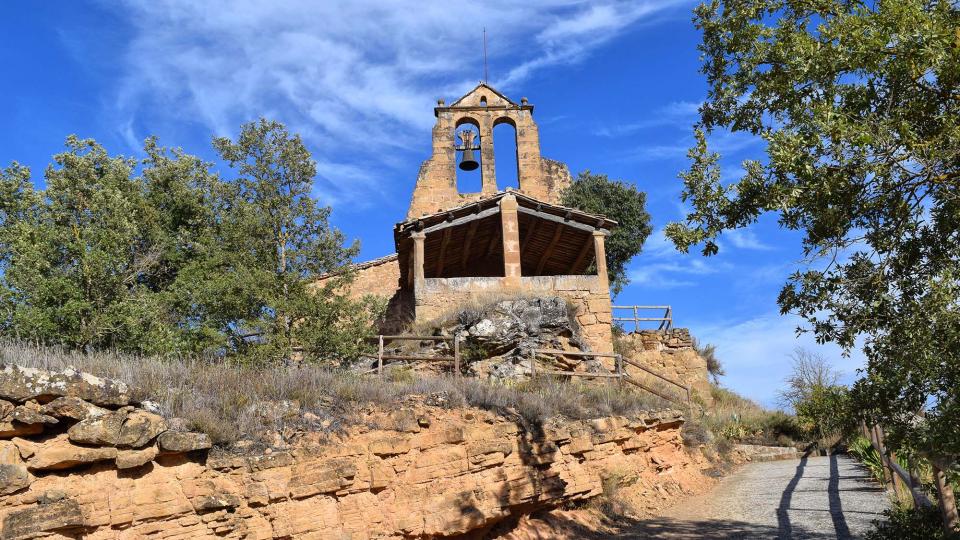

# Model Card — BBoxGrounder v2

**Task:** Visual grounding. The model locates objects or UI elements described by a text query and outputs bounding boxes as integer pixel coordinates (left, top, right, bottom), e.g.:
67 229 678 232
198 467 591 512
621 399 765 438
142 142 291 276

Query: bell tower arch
406 83 572 219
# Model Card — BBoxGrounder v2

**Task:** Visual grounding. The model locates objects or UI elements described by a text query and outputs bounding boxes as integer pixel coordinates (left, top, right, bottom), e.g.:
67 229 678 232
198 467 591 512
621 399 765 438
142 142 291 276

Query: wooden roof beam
460 220 480 270
571 234 595 274
535 222 564 275
435 228 452 277
519 217 539 258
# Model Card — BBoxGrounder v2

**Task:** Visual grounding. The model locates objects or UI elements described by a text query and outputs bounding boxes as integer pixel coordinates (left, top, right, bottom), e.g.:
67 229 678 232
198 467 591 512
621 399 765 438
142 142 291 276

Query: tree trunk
933 464 959 535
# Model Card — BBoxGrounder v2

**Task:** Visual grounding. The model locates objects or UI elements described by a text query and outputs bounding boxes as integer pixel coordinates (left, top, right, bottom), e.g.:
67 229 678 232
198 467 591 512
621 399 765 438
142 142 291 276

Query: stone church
336 83 617 353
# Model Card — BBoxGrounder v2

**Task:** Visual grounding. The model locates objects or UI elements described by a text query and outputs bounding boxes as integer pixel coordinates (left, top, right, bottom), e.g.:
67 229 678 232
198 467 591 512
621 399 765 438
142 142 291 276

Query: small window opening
480 96 488 106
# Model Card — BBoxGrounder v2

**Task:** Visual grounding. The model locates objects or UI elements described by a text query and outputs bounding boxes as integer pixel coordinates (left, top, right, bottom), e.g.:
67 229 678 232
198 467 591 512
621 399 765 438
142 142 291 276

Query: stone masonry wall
414 275 613 356
618 329 711 403
314 256 412 333
0 365 699 540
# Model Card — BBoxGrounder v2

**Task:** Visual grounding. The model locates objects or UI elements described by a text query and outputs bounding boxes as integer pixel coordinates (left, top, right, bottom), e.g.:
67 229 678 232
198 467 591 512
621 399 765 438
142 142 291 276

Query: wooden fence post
454 334 461 378
933 463 960 533
377 335 384 378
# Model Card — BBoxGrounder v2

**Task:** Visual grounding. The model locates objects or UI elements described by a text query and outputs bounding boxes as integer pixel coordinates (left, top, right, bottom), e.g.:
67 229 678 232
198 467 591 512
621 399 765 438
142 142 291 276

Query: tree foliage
665 0 960 467
0 119 380 362
778 348 850 441
561 171 653 294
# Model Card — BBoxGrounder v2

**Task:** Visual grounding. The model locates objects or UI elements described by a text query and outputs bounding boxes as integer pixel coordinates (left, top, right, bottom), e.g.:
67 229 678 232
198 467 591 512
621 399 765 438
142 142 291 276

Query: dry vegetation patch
0 342 671 447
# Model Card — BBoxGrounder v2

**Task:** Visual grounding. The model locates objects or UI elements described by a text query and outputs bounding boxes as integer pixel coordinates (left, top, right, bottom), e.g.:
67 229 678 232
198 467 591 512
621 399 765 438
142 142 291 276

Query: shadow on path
777 455 808 537
829 453 852 539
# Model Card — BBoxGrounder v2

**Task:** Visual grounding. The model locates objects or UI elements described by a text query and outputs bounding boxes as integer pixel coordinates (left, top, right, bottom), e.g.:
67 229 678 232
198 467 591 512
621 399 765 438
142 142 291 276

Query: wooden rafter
535 222 564 275
486 226 501 256
460 220 480 270
435 228 452 276
516 206 604 234
519 218 539 258
571 234 595 274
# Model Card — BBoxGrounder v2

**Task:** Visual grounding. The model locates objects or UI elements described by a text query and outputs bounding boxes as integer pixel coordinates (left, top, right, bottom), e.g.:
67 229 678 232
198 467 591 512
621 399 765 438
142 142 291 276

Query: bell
457 128 480 171
459 146 479 171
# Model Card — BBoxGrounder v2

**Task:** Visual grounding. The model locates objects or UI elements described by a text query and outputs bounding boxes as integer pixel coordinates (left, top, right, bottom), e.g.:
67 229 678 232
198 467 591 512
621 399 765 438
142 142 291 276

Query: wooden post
934 463 960 534
870 424 890 487
529 349 536 380
454 334 461 378
616 354 623 388
377 335 384 378
875 425 905 495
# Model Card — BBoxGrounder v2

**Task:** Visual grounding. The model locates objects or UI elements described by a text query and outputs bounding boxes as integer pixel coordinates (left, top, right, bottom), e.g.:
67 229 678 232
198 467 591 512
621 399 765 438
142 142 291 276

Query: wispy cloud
109 0 691 207
725 228 774 251
628 127 764 162
595 100 700 137
627 230 733 288
695 312 867 407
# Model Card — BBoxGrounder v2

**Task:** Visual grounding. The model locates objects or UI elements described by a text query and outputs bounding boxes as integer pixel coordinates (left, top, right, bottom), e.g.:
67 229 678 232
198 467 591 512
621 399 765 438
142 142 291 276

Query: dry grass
0 342 670 447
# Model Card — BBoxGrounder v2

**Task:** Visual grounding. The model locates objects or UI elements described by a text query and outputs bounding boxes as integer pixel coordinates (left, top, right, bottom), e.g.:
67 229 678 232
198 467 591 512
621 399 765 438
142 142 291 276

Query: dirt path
620 454 891 539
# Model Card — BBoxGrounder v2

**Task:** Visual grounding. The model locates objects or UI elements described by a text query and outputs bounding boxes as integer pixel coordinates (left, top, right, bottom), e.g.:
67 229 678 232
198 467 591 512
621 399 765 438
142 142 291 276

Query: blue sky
0 1 864 406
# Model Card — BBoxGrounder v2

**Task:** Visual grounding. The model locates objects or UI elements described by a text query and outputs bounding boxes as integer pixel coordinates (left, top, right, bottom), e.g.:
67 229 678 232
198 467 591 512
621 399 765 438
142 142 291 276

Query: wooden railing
371 335 461 377
612 305 673 332
529 349 692 413
860 421 934 510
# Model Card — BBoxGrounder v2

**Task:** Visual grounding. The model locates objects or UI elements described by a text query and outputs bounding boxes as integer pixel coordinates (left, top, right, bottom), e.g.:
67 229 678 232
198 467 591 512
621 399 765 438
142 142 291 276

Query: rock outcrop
617 329 713 404
374 296 611 380
0 364 703 539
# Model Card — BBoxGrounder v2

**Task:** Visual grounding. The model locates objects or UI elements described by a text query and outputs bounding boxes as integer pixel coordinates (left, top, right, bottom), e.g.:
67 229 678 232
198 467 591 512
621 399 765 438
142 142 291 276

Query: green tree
665 0 959 529
778 349 850 442
209 118 375 362
0 137 177 351
0 121 379 362
561 171 653 294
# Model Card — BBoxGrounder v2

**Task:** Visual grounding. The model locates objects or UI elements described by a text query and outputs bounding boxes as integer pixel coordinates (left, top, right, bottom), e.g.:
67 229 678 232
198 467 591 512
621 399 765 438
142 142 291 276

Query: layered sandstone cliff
0 364 701 539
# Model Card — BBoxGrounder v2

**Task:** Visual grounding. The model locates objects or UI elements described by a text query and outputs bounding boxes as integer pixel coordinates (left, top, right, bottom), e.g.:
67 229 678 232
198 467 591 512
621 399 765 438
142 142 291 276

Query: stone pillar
592 230 609 291
500 195 522 290
479 118 497 194
411 232 426 295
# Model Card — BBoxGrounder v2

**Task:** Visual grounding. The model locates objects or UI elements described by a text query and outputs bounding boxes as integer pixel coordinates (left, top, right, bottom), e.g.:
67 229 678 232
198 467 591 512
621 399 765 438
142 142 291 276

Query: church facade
335 83 617 353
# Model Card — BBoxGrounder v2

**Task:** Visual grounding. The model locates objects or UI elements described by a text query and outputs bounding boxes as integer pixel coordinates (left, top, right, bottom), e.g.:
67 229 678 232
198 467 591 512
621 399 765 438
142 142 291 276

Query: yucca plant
849 437 887 484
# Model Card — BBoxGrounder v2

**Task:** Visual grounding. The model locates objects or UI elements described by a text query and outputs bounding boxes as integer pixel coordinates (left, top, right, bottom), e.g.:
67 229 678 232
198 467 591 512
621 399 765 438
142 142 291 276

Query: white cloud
595 100 701 136
628 127 763 162
725 228 774 251
627 229 733 288
695 312 866 407
109 0 690 207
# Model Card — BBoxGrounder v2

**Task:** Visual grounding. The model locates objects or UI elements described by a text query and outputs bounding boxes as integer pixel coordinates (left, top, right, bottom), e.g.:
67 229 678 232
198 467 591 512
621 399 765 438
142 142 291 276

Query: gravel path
622 454 891 539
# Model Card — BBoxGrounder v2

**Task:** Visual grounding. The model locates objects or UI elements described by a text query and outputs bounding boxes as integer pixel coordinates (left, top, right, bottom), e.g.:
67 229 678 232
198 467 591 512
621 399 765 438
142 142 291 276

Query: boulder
0 402 55 439
11 406 58 426
157 431 212 453
116 445 159 469
41 396 108 421
28 434 118 471
0 441 21 464
0 463 31 495
1 499 85 539
68 409 166 448
0 364 130 407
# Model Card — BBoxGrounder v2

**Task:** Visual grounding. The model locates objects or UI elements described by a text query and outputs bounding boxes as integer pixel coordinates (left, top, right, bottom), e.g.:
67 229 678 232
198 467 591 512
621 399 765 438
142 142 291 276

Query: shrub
681 421 712 447
866 503 954 540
